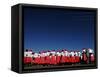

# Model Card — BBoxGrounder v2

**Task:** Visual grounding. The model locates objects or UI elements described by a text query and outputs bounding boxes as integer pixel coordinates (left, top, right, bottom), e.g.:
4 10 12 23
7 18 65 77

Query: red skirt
40 57 46 64
34 57 41 64
71 56 75 63
45 56 51 64
50 56 57 64
61 56 66 63
24 57 32 64
56 56 61 64
65 56 69 63
90 56 95 62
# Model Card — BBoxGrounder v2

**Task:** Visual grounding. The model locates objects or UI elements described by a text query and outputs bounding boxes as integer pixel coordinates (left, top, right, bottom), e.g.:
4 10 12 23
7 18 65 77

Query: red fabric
34 57 40 64
37 57 41 64
50 56 57 64
71 56 75 63
75 56 79 63
24 57 32 64
69 56 72 63
83 54 87 61
61 56 66 63
56 56 61 64
40 57 45 64
82 53 88 63
65 56 69 63
45 56 51 64
90 55 95 62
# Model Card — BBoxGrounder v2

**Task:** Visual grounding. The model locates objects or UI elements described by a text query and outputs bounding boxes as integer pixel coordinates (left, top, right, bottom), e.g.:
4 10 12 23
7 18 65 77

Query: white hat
78 52 81 56
88 48 93 53
34 53 38 57
56 52 60 55
82 49 86 53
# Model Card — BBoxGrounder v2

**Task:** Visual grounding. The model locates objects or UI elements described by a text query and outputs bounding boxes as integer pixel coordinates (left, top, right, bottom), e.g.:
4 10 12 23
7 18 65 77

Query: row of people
24 48 95 65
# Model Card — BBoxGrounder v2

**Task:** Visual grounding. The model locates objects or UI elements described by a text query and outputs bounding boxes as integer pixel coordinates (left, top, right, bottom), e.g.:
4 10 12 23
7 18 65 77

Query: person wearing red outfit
90 54 95 63
64 50 69 64
45 51 51 65
50 53 57 65
33 53 39 64
67 52 71 64
45 55 51 64
69 51 74 64
77 51 81 63
88 48 95 64
40 52 46 65
74 51 79 63
56 52 61 64
72 55 76 64
60 52 66 64
82 49 88 64
24 49 33 64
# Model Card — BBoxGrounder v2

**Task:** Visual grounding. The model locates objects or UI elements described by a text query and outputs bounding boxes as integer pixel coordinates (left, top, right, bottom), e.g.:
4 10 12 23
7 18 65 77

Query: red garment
34 57 40 64
40 57 45 64
82 53 88 63
90 55 95 62
24 57 32 64
61 56 66 63
45 56 51 64
75 56 79 63
69 56 72 63
39 57 43 64
78 57 81 63
83 54 87 61
50 56 57 64
37 57 41 64
56 56 61 64
71 56 75 63
65 56 69 63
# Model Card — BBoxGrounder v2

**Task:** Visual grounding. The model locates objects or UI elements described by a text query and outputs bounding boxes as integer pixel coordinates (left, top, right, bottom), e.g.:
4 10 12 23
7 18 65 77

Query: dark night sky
23 7 95 52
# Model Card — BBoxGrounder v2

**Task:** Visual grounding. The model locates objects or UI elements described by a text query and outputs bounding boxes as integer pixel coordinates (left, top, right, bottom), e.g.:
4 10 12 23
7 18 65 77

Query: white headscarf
88 48 93 53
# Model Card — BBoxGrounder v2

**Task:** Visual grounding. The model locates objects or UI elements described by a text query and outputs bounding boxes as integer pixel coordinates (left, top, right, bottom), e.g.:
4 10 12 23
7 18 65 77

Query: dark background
23 7 95 52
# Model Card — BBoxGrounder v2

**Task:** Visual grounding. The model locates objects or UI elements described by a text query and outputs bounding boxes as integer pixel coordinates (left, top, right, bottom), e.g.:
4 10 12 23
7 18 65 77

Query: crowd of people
24 48 95 65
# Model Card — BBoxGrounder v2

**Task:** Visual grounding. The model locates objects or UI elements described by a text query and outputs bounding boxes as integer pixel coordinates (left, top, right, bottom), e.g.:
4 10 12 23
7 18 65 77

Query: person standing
50 53 57 65
56 51 61 64
82 49 88 64
88 48 95 64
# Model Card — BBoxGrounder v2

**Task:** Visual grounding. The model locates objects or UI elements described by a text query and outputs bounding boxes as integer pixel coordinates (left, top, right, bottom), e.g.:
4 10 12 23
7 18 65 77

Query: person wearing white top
56 52 61 56
71 51 74 56
46 51 50 56
64 51 69 56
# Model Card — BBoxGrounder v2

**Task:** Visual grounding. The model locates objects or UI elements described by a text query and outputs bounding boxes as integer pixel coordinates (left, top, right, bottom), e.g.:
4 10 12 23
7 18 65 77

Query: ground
24 63 95 70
